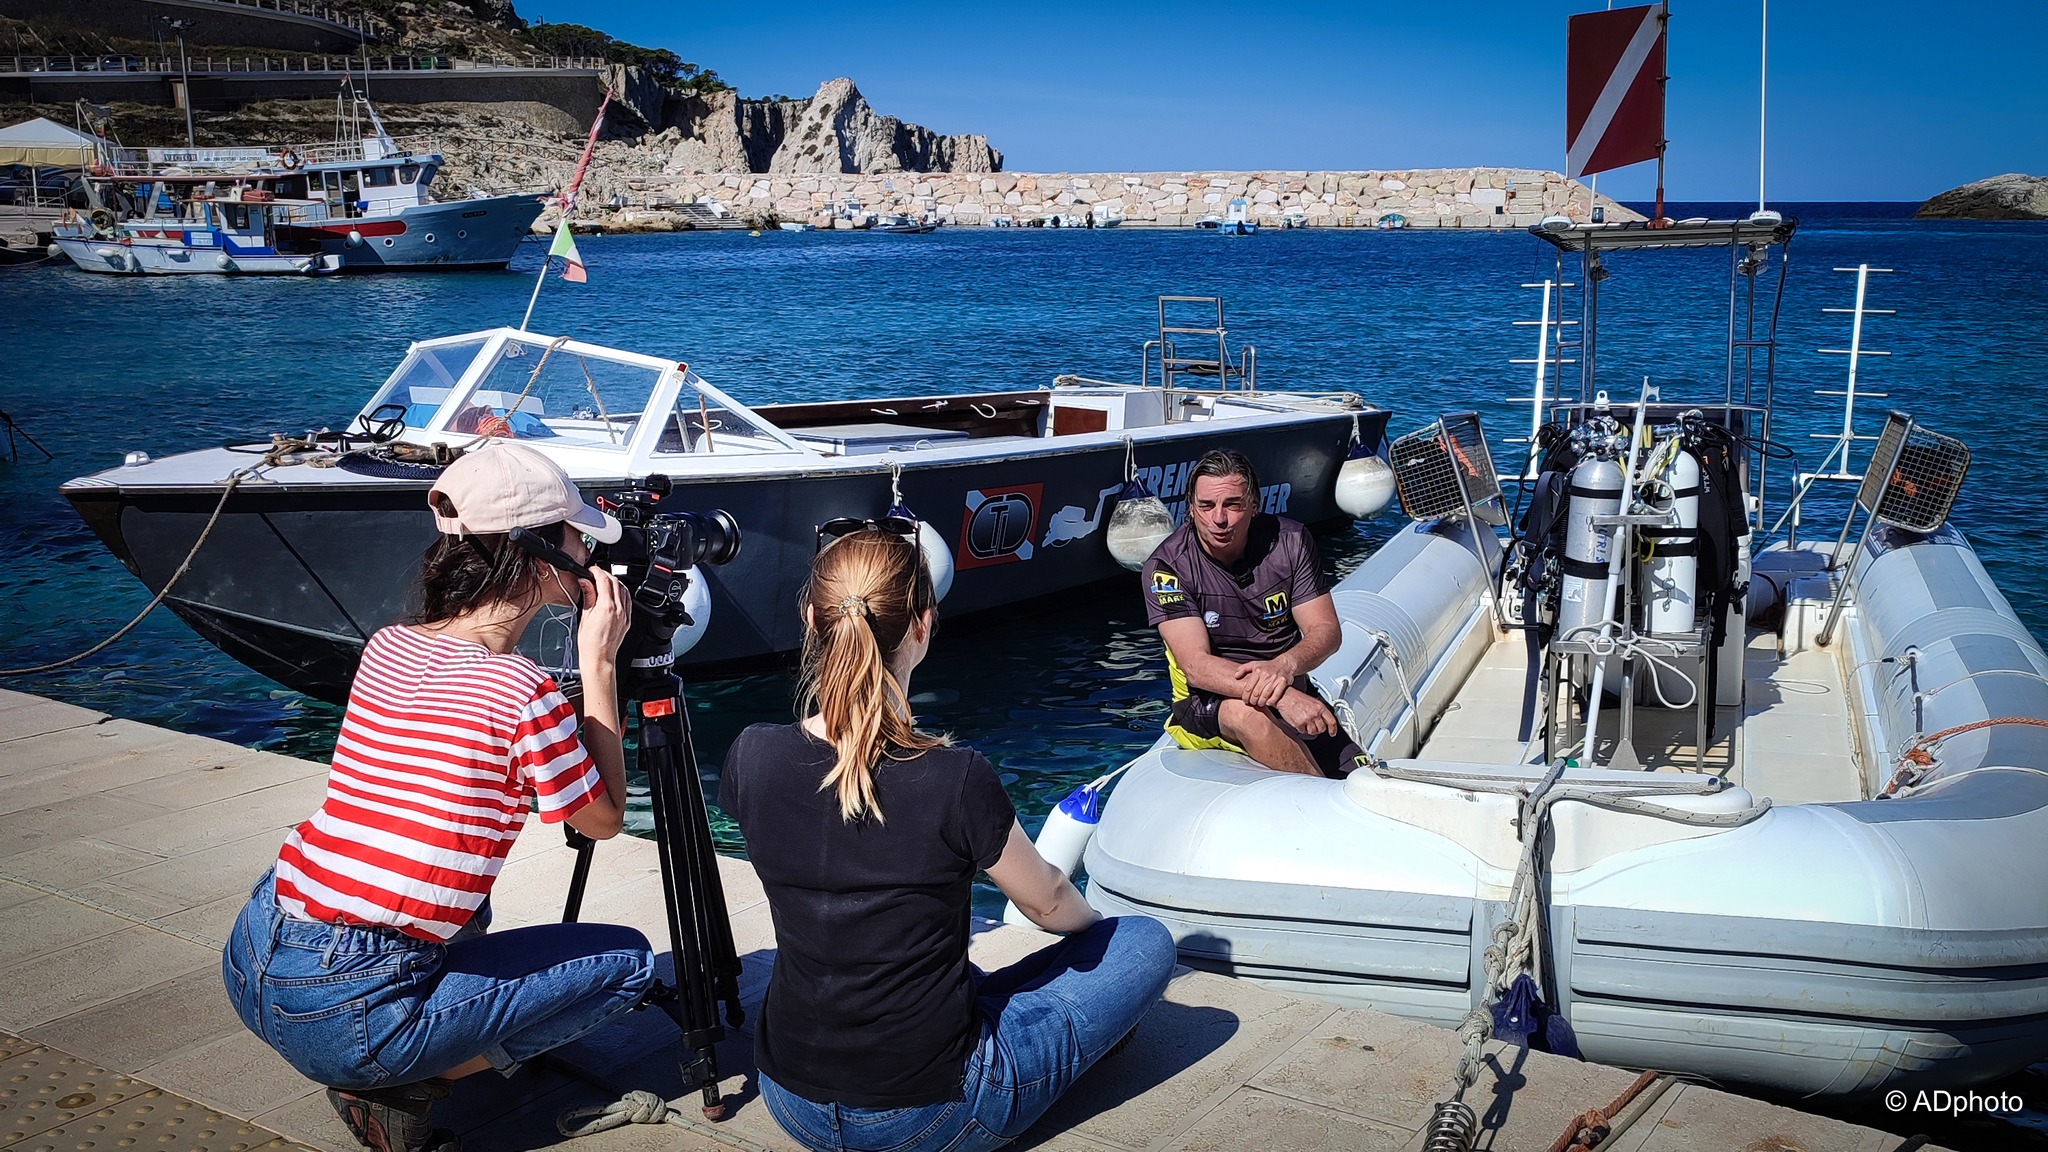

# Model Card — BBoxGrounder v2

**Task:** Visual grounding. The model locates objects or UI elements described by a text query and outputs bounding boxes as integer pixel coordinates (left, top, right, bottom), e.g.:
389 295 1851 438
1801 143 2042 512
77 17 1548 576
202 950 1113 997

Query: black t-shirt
1141 515 1330 699
717 722 1016 1108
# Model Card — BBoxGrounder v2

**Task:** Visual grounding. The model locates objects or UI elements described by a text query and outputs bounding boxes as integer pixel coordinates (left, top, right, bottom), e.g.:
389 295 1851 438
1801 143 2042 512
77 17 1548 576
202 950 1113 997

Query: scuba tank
1557 455 1624 641
1001 781 1105 927
1644 446 1701 636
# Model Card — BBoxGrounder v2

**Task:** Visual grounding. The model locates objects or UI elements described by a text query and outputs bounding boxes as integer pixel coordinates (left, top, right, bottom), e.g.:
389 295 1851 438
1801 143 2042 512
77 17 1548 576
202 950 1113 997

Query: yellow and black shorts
1165 689 1244 754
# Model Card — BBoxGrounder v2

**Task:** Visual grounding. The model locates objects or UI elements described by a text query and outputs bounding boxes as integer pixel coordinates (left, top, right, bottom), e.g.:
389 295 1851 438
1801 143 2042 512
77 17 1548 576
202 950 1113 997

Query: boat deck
0 687 1934 1152
1419 622 1871 802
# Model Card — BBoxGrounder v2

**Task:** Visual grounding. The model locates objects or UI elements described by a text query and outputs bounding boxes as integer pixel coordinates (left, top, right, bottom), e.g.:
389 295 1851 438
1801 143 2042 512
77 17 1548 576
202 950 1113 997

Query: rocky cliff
658 78 999 174
1917 173 2048 220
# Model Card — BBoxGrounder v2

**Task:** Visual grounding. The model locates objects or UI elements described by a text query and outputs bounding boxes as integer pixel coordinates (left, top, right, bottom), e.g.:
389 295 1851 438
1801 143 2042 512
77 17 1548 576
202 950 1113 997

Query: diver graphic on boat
1044 483 1127 547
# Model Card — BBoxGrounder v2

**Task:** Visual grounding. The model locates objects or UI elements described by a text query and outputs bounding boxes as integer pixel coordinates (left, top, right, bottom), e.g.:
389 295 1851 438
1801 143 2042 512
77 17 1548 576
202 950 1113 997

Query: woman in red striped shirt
222 444 653 1152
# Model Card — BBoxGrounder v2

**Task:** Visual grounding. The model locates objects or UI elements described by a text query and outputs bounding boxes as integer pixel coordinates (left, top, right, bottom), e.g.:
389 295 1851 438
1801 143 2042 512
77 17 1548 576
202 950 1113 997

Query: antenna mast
1758 0 1768 213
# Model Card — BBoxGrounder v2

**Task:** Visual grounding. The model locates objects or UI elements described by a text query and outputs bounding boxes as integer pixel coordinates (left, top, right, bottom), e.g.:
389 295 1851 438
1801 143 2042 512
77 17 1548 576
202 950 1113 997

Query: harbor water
3 203 2046 1146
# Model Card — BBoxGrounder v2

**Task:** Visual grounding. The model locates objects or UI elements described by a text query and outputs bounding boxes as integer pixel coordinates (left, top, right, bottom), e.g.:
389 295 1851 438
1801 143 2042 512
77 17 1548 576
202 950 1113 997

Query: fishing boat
51 89 542 275
1218 197 1257 236
777 221 816 232
1080 214 2048 1097
62 298 1390 704
873 212 939 234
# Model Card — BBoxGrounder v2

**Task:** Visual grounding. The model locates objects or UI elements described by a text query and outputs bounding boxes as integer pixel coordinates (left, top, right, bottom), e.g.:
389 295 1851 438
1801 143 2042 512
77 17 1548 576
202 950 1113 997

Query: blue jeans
222 869 655 1090
759 916 1177 1152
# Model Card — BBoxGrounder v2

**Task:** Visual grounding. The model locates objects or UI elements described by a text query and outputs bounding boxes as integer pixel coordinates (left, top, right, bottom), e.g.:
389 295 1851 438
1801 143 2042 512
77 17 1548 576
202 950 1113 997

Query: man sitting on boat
1141 449 1359 776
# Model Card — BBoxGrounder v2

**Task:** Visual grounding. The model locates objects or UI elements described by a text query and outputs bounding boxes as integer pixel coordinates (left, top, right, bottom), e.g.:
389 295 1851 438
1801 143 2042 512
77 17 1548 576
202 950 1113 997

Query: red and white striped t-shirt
274 626 603 941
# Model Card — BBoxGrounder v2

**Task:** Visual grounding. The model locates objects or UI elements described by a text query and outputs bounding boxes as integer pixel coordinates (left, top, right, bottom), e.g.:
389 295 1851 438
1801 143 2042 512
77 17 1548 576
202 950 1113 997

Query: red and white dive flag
1566 3 1667 179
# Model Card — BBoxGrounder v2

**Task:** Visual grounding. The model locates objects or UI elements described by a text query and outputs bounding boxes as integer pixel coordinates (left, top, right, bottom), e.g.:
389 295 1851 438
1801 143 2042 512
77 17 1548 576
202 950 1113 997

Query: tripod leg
635 684 740 1119
561 827 596 923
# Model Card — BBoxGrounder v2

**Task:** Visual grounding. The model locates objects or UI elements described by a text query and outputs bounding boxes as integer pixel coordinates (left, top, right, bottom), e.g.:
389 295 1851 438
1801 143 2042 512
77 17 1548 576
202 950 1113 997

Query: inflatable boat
1082 218 2048 1096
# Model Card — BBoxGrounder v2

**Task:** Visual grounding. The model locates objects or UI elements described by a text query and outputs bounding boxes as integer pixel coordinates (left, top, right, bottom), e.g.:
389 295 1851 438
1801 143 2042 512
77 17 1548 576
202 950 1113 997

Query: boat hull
65 408 1377 704
54 235 341 275
281 194 546 270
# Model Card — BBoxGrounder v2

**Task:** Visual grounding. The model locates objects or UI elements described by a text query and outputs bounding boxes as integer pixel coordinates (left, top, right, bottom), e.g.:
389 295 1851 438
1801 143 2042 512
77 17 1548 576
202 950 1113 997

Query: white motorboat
1083 216 2048 1097
64 298 1389 703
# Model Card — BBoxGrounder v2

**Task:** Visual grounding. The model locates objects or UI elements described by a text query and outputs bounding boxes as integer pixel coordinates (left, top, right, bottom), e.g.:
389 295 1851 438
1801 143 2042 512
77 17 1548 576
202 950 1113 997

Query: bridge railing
0 54 606 75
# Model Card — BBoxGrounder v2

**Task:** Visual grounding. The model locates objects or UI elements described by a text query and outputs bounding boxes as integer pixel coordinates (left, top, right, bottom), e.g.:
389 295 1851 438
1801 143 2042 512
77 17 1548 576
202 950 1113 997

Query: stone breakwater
578 167 1638 231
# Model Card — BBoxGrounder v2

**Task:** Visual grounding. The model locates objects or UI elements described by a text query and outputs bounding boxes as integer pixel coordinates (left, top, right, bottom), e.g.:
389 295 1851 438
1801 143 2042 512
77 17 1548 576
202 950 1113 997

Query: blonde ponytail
797 529 944 821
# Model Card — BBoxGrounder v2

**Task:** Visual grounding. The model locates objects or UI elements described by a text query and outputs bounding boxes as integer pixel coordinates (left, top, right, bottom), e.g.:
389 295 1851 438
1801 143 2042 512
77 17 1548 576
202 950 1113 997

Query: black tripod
550 494 746 1119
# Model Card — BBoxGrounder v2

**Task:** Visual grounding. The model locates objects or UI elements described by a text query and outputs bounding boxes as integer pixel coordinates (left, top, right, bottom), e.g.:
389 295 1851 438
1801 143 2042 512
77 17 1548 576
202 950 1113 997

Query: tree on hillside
524 20 728 92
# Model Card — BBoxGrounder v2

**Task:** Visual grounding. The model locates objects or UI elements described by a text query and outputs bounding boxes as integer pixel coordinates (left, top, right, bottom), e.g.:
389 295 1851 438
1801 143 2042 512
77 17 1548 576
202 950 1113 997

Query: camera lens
679 509 742 567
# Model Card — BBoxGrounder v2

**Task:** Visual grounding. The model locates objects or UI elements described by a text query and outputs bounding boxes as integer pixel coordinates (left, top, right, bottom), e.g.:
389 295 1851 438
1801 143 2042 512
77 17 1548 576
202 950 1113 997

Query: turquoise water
5 204 2047 1146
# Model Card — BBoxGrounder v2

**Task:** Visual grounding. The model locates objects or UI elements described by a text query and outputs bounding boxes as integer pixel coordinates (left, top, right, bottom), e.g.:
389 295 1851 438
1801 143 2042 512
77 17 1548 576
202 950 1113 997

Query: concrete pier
0 687 1943 1152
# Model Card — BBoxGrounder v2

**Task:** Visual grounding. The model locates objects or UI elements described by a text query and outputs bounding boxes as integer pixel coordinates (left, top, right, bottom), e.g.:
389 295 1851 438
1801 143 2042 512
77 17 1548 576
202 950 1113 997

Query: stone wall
600 167 1637 230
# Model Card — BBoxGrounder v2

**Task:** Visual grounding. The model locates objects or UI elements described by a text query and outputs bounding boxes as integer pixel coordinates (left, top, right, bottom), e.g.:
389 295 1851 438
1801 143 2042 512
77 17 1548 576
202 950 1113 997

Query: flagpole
516 84 614 331
520 252 552 331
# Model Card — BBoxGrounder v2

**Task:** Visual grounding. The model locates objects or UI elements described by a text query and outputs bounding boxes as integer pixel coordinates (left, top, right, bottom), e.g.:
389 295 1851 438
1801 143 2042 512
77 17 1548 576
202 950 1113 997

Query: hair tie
838 594 869 619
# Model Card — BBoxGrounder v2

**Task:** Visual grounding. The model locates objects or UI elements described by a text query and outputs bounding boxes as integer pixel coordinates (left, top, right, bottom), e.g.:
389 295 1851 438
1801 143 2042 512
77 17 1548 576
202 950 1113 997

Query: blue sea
3 200 2046 1144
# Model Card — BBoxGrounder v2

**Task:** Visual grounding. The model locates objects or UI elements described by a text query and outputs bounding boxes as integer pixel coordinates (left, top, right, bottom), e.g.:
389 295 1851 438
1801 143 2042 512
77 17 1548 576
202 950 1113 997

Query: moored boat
1082 216 2048 1097
51 89 541 275
63 300 1389 703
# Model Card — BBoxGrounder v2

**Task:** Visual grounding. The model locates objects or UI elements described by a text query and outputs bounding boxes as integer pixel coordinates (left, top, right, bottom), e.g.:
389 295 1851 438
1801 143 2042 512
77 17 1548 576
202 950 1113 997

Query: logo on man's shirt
1152 569 1185 606
1261 591 1290 622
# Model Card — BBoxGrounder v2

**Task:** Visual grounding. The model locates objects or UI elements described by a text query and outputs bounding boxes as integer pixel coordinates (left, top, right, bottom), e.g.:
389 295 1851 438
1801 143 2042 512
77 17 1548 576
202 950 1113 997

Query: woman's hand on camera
577 568 632 665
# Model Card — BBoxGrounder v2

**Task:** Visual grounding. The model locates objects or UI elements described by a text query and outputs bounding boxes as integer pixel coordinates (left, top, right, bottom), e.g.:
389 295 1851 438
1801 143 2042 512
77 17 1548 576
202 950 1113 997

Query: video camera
591 475 741 681
511 474 741 680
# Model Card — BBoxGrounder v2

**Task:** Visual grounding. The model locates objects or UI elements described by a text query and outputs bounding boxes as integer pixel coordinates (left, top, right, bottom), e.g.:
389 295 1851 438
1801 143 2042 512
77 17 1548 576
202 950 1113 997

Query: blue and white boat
53 91 542 276
1218 197 1257 235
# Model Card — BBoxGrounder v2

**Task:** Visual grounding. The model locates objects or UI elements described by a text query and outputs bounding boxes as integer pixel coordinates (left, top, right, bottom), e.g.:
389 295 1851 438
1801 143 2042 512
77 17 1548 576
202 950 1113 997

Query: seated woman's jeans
221 868 655 1090
760 916 1178 1152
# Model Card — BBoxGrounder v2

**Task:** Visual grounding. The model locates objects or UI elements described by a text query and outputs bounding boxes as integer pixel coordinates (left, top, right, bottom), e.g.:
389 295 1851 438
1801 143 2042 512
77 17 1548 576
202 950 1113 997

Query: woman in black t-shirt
720 525 1177 1152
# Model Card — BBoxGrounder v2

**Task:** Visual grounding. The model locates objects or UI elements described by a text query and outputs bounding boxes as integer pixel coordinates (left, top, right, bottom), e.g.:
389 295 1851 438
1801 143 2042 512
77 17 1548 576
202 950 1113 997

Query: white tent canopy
0 118 102 168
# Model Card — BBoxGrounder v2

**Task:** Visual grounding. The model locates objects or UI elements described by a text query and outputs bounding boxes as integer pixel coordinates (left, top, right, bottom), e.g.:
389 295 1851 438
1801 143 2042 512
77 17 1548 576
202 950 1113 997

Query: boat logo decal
1043 483 1126 548
1261 591 1290 623
959 485 1042 569
1151 570 1185 606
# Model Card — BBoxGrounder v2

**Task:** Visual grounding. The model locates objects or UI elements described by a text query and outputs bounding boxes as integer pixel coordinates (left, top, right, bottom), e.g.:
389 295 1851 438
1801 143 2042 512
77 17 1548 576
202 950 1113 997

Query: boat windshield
359 337 492 427
652 370 807 456
440 337 667 449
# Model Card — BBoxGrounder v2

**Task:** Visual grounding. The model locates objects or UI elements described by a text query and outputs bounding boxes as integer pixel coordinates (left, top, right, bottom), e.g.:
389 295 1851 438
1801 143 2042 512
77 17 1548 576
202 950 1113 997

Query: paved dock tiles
0 688 1950 1151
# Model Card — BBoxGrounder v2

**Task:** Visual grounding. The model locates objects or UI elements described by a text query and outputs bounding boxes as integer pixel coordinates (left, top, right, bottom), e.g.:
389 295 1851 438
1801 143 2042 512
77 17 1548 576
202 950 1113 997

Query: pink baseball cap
427 442 622 543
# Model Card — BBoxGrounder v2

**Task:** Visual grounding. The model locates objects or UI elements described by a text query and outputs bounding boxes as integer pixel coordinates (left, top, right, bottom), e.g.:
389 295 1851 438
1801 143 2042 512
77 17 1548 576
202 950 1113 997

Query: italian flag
548 219 587 283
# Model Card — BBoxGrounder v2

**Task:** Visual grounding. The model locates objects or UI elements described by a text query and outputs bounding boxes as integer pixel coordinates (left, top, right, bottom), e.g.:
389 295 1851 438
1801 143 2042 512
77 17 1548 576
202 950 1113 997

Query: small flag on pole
548 219 587 283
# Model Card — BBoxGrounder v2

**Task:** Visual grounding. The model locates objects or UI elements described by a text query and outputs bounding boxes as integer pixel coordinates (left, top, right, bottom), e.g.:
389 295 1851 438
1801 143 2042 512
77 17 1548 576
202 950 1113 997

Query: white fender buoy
1106 480 1174 571
668 565 714 657
346 230 364 247
1334 450 1396 519
1001 782 1103 927
216 253 235 270
891 503 954 602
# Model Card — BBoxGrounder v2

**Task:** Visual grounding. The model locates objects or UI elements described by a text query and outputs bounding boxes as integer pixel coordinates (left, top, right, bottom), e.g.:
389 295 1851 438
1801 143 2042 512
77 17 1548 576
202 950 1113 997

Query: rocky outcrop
1917 174 2048 220
661 78 999 175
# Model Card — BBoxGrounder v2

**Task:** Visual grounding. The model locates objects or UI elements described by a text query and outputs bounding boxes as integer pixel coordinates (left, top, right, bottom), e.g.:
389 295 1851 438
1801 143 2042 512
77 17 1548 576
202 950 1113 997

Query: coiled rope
1884 716 2048 796
1 435 333 678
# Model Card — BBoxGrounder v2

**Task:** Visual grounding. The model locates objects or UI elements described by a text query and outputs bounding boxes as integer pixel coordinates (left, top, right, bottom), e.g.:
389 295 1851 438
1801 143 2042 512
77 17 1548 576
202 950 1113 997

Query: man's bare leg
1218 699 1320 775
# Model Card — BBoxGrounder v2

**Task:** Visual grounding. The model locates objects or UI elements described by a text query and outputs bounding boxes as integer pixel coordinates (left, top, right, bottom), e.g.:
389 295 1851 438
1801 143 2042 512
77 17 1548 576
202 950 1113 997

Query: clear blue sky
524 1 2045 201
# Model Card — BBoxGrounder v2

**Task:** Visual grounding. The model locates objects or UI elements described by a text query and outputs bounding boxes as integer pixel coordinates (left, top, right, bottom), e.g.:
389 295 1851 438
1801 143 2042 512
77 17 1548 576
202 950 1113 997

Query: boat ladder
1503 278 1581 482
1144 295 1257 392
1767 264 1896 546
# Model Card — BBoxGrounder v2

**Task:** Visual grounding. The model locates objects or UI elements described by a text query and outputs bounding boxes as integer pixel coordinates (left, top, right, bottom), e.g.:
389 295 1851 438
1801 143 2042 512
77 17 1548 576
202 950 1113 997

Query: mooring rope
0 436 325 678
